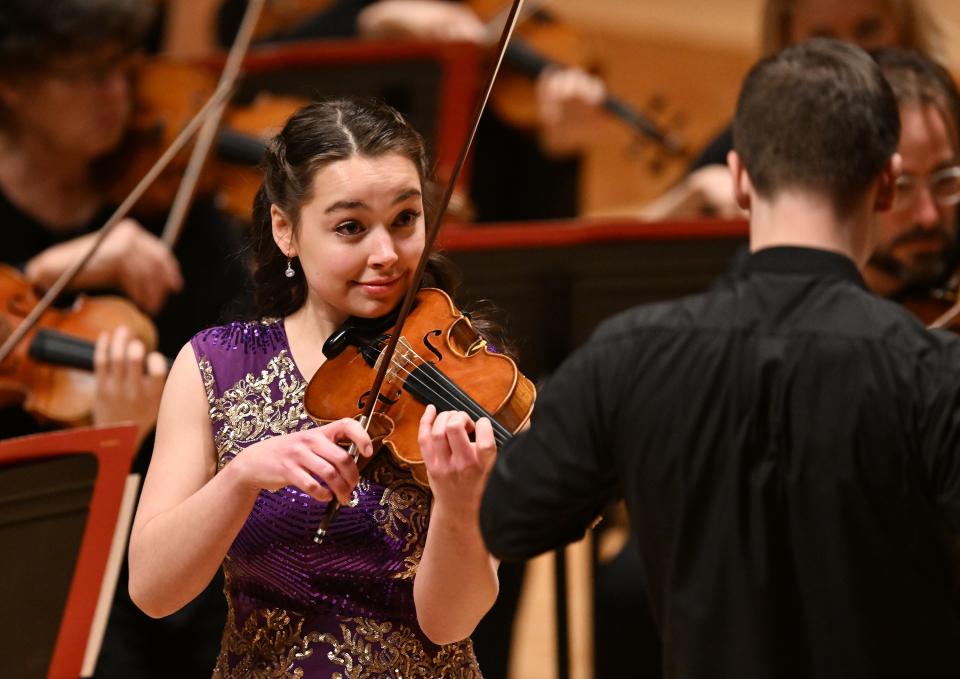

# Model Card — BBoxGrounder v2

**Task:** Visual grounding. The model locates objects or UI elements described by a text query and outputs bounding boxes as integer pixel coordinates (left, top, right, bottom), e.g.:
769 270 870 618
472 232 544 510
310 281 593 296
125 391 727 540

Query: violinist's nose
368 227 399 269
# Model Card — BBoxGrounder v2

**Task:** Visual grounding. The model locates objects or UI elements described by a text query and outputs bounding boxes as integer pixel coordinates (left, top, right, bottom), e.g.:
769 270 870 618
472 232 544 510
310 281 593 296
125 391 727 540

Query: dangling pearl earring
285 257 295 278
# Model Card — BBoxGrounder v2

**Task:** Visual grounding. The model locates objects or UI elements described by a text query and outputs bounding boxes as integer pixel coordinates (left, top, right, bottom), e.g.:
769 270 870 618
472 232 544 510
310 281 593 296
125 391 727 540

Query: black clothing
481 246 960 678
217 0 376 45
471 112 580 222
690 123 733 171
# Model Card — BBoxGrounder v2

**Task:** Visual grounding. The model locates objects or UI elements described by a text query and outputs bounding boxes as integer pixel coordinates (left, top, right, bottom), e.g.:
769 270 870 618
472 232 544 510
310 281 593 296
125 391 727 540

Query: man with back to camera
479 39 960 678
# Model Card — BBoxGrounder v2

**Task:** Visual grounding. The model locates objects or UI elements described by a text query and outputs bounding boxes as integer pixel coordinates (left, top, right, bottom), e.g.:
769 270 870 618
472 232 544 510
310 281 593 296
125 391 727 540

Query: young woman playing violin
129 98 509 677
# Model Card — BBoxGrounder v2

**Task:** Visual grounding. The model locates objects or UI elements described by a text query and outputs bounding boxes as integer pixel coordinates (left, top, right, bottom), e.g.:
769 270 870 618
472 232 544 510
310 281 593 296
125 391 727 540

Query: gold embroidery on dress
369 458 431 579
214 590 481 679
318 617 482 679
214 582 325 679
203 344 478 677
199 350 311 469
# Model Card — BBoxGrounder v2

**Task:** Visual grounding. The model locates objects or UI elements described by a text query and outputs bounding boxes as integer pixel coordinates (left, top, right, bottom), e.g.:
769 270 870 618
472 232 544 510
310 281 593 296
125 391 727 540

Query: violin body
304 288 535 486
0 264 157 425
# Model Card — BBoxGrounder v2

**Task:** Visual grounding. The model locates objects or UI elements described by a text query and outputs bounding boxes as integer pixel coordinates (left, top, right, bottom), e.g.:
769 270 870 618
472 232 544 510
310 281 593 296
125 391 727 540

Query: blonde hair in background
760 0 945 60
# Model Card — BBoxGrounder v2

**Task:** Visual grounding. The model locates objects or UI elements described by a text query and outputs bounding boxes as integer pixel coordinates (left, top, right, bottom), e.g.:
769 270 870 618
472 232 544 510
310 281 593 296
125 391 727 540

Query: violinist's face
870 104 959 293
789 0 901 51
0 46 135 158
273 152 426 326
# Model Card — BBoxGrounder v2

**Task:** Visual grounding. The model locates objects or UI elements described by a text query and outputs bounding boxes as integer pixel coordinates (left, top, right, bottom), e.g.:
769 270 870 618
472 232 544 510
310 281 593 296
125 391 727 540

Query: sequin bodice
190 320 481 678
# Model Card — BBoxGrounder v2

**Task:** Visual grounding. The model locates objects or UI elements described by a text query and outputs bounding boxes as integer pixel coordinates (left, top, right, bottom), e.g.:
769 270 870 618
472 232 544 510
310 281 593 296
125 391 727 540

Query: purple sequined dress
190 320 482 678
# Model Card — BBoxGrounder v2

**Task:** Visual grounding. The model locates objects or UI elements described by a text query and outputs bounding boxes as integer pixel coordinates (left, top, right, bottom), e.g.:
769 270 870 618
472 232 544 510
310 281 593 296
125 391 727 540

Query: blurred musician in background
0 1 249 676
865 47 960 303
0 1 170 442
635 0 945 221
217 0 607 222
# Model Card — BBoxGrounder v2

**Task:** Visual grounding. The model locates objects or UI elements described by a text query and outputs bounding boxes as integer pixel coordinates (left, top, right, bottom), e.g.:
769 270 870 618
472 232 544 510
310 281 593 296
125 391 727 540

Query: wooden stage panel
439 218 748 378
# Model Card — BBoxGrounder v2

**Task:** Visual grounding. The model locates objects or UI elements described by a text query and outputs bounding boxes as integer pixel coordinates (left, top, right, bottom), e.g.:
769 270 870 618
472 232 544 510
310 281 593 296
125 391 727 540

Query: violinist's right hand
24 218 183 315
227 419 375 505
92 325 168 448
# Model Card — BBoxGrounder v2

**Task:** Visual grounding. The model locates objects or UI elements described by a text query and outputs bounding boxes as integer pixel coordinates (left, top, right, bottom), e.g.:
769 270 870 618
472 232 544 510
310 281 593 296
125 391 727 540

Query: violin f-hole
422 329 443 362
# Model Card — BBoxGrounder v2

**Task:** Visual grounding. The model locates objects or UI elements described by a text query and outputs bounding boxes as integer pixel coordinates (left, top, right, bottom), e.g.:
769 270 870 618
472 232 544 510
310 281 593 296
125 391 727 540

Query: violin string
363 337 513 445
368 337 492 419
360 336 511 444
370 340 493 426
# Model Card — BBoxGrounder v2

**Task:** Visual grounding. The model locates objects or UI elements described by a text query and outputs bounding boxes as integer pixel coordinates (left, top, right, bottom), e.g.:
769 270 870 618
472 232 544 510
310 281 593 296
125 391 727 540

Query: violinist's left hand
535 65 606 158
418 405 496 513
414 404 499 644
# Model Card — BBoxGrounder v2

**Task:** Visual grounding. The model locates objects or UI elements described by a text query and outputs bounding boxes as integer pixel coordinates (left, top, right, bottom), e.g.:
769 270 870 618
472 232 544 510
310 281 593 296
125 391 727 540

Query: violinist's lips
355 276 402 296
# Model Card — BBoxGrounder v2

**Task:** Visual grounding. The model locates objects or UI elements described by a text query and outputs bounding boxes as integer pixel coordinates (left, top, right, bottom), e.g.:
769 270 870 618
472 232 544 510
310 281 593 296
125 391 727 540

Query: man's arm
480 339 623 561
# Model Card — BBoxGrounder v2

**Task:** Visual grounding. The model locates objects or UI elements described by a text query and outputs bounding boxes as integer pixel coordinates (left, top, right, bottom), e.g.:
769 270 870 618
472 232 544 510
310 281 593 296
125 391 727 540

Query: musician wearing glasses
863 48 960 302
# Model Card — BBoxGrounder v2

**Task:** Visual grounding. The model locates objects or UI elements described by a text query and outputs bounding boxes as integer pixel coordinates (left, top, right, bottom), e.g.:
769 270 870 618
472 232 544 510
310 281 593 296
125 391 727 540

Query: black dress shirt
481 246 960 678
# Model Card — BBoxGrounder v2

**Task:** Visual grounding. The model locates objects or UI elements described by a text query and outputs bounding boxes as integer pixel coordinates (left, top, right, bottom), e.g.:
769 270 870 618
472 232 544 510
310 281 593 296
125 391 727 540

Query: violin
0 264 158 426
304 288 535 486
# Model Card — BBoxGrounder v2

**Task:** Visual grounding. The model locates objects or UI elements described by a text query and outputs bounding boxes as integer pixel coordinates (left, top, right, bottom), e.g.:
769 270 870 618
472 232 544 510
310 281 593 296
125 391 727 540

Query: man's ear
874 152 902 212
727 150 752 211
270 204 297 257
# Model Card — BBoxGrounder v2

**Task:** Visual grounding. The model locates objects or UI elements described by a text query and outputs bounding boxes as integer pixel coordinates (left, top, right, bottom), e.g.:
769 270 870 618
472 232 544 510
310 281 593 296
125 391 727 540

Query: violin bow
0 0 267 366
313 0 529 543
160 0 266 247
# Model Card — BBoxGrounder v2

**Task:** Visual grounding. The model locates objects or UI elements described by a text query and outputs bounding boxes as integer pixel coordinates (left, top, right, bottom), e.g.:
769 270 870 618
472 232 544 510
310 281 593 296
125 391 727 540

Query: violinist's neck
0 133 101 231
284 303 345 381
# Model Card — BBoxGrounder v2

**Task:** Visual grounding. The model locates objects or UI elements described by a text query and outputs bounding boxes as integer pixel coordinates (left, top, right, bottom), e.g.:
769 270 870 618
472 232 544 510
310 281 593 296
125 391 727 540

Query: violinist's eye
334 220 364 236
393 209 421 228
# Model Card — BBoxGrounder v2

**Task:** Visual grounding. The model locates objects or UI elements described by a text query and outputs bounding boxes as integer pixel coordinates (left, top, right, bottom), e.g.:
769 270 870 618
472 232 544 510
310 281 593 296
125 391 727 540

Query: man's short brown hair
734 38 900 216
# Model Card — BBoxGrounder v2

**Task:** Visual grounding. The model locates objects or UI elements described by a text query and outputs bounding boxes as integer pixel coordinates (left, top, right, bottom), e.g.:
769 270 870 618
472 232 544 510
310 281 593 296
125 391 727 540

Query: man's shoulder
590 287 737 344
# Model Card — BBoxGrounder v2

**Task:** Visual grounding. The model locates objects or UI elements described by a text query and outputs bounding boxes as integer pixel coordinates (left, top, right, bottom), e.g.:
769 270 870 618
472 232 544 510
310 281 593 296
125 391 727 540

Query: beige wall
553 0 960 66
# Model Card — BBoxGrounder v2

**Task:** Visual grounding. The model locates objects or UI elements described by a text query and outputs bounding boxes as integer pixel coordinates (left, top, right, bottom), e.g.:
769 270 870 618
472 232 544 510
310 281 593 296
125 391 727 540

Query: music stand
0 425 139 679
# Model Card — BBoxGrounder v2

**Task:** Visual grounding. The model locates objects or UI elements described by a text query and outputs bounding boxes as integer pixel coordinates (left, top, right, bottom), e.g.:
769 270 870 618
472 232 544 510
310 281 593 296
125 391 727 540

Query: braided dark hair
247 96 516 357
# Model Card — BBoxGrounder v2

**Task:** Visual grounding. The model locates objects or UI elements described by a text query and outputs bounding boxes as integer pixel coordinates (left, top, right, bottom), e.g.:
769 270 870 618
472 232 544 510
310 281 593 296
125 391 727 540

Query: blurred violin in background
0 264 159 426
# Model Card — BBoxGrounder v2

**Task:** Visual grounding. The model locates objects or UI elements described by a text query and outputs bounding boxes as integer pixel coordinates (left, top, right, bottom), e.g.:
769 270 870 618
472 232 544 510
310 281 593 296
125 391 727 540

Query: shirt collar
742 246 866 289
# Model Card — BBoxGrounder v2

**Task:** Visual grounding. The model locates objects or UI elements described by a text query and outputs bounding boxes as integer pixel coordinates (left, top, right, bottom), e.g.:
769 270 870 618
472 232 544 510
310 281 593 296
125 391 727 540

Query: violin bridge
375 336 416 385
